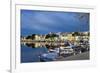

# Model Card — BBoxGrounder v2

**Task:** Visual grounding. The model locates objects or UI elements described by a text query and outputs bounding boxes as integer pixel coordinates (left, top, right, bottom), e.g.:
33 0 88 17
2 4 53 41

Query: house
35 35 41 41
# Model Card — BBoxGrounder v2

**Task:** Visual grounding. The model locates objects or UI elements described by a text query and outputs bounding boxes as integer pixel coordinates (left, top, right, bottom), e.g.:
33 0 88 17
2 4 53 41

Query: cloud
21 10 89 35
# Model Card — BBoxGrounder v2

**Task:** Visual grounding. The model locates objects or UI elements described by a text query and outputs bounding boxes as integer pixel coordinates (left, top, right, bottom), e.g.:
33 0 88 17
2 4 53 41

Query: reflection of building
35 43 41 48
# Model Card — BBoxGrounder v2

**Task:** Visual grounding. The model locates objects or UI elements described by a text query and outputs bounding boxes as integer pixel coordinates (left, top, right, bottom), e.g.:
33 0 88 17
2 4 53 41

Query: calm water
21 44 49 63
21 42 89 63
21 42 70 63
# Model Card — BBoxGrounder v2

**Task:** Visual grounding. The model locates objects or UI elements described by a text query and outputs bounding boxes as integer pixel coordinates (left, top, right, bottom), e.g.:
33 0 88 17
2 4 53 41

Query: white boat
60 46 74 54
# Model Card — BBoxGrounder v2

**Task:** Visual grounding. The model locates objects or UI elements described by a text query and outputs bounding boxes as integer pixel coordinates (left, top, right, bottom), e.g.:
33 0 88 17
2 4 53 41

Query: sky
21 9 89 36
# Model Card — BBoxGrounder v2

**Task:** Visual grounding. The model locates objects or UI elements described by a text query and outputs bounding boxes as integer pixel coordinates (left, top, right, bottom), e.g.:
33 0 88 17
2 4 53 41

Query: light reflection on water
21 42 89 63
21 44 48 63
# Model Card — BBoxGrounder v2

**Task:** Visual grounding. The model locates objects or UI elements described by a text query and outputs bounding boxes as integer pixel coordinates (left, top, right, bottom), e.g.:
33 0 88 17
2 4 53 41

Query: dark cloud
21 10 89 36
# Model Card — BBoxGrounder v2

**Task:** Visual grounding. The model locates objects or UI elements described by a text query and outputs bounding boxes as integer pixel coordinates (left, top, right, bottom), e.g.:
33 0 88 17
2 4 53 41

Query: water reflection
21 41 89 62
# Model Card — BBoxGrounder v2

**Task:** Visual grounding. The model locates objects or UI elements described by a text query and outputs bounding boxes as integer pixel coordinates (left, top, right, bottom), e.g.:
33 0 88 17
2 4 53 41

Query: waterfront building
35 35 41 41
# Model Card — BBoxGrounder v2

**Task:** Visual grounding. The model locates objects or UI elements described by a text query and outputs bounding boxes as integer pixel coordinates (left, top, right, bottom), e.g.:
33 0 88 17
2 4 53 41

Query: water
21 42 89 63
21 44 48 63
21 42 69 63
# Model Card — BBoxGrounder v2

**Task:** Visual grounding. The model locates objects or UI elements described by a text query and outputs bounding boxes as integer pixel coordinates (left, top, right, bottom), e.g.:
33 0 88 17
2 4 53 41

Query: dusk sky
21 10 89 36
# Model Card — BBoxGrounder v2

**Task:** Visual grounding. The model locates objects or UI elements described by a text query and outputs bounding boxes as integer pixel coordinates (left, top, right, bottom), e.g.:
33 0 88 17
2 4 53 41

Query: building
35 35 41 41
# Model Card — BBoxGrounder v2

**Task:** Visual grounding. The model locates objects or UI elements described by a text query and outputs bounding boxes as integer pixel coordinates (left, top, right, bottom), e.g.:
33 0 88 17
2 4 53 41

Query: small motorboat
39 51 58 62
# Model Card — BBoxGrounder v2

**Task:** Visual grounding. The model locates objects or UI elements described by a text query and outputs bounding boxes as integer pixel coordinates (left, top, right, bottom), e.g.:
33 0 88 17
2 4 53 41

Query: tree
45 34 58 39
31 34 36 40
72 32 80 36
45 33 59 41
26 35 31 39
45 34 51 39
52 34 59 37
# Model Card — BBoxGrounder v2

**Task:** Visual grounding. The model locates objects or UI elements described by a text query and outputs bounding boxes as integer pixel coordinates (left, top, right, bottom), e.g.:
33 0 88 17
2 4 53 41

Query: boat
60 46 74 55
39 51 58 62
